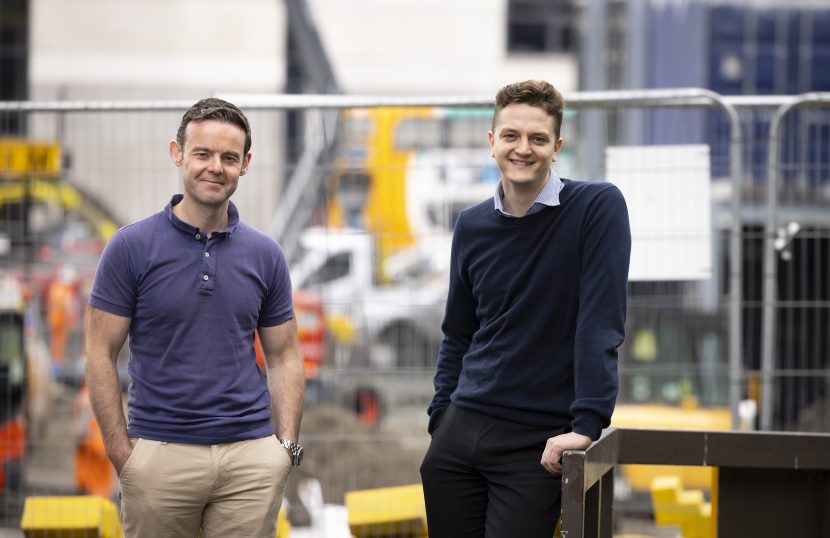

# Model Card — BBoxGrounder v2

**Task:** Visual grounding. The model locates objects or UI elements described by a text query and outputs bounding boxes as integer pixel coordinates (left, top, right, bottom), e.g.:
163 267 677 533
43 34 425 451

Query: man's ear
488 131 495 157
552 137 564 163
169 140 183 167
240 152 253 176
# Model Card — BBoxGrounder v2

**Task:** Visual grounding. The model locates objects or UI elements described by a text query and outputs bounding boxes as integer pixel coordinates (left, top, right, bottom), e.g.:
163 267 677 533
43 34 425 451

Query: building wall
30 0 286 98
27 0 287 231
307 0 578 95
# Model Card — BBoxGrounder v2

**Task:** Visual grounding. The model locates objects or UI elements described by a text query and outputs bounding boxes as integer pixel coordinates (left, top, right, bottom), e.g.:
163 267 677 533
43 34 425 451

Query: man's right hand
111 438 135 476
540 431 592 475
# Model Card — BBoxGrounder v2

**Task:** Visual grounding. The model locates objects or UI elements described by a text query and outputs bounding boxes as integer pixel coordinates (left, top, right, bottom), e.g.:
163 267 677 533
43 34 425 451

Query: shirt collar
164 194 240 237
493 170 564 217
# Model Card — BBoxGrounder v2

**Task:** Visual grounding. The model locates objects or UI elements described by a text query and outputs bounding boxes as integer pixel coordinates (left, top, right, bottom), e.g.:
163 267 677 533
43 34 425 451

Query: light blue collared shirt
494 170 564 217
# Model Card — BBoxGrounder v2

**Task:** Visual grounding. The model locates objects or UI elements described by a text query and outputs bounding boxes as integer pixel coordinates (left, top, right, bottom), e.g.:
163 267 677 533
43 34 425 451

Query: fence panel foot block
21 496 123 538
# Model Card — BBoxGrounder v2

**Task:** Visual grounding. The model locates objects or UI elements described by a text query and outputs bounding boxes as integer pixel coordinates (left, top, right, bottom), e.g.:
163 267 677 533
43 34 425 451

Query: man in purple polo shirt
85 98 305 538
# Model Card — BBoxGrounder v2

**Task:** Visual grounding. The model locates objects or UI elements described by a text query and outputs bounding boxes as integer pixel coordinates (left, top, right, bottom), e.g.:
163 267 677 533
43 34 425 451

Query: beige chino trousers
118 435 292 538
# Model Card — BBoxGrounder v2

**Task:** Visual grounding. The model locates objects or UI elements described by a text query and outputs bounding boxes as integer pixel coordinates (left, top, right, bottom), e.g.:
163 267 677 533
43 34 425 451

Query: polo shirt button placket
199 269 214 295
199 238 218 295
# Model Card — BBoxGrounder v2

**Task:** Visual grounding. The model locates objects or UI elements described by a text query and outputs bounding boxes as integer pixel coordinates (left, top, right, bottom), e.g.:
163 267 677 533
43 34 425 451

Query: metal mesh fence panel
0 91 827 533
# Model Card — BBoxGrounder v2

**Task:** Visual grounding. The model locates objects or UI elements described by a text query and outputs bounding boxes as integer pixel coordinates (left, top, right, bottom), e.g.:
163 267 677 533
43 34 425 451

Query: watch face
295 447 304 466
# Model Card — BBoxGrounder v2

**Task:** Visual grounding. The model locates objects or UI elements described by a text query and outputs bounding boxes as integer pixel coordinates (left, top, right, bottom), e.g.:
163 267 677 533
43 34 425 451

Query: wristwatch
277 438 304 466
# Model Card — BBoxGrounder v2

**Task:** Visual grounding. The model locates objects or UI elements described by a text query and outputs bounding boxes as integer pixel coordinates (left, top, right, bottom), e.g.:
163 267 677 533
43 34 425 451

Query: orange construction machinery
0 271 31 495
255 290 326 381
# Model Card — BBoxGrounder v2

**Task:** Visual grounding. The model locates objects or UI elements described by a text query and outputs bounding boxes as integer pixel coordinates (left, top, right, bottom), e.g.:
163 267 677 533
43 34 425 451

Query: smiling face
488 103 563 191
169 119 251 211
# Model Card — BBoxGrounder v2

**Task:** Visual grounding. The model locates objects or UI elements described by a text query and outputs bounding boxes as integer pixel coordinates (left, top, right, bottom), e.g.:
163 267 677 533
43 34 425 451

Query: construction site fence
0 90 828 529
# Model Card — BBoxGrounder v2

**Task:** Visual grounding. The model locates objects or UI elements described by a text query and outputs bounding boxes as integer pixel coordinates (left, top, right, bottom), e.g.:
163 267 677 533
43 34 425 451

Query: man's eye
502 133 517 140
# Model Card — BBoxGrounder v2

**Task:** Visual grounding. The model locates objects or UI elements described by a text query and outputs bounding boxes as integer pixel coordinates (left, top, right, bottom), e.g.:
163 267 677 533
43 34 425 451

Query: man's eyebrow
188 146 242 158
499 128 549 137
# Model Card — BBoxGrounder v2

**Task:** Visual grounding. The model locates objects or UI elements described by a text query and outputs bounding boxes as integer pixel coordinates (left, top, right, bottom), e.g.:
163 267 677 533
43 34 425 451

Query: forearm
571 185 631 439
267 352 305 441
428 310 476 434
84 306 132 470
86 353 129 458
260 319 306 441
430 314 475 409
430 339 464 412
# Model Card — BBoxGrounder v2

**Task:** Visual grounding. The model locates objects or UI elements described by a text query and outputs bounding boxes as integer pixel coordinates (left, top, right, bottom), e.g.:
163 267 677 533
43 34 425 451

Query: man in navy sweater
420 80 631 537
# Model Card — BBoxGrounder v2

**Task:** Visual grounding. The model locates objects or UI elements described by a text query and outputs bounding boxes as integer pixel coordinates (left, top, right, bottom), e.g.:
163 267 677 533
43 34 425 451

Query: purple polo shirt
89 195 294 444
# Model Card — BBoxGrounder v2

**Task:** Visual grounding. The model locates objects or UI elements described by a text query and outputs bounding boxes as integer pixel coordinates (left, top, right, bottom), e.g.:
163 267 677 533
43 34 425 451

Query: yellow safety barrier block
651 476 712 538
21 496 123 538
345 483 428 537
22 495 289 538
276 504 290 538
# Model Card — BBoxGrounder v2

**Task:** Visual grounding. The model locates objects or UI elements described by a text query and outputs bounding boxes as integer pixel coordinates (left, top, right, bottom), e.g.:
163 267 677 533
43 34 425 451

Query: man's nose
208 154 223 172
515 137 532 154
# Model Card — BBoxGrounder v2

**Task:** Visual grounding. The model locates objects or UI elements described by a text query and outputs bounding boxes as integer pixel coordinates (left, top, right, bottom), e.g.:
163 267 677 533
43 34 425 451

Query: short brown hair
492 80 565 138
176 97 252 154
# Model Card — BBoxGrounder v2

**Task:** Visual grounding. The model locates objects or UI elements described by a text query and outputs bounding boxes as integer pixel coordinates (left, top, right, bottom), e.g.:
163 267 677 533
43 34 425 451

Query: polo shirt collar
164 194 240 237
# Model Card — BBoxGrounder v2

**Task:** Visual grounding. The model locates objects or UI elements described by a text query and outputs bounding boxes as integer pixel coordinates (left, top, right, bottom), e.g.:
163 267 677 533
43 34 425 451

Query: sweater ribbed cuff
571 412 604 441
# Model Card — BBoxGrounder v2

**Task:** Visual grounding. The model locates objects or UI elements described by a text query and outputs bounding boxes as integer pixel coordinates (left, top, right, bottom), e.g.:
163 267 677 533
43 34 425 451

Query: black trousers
420 404 563 538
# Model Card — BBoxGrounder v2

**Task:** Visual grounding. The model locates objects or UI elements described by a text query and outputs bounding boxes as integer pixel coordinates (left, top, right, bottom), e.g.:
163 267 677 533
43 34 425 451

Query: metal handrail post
724 95 745 431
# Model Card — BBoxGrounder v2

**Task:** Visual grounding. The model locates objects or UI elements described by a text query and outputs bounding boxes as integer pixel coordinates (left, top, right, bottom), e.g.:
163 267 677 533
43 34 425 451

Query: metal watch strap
277 438 303 466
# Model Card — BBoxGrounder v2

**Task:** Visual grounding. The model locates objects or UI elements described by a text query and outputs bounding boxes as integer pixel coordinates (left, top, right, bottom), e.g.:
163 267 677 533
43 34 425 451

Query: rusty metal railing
561 427 830 537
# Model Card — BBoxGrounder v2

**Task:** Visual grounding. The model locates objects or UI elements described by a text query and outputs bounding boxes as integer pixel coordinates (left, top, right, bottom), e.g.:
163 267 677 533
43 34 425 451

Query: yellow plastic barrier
21 496 123 538
276 505 291 538
345 483 428 537
344 485 566 538
651 475 712 538
22 496 289 538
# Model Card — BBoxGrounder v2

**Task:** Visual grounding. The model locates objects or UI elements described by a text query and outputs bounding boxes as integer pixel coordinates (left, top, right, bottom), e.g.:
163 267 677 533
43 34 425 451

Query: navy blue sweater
428 179 631 440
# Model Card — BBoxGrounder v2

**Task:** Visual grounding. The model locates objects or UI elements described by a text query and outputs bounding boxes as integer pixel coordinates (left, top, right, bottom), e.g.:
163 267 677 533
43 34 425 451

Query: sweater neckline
490 179 570 225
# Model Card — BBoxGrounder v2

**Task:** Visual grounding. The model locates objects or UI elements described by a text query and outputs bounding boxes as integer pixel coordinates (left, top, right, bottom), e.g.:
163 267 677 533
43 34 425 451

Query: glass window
507 0 577 54
397 113 493 150
447 116 493 147
621 313 729 407
306 252 351 286
336 117 372 160
0 315 24 386
0 0 29 134
394 119 443 150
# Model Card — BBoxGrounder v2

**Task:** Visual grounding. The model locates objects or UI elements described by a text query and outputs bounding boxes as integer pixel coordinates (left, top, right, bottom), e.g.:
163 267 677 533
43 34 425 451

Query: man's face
488 103 563 189
169 119 251 209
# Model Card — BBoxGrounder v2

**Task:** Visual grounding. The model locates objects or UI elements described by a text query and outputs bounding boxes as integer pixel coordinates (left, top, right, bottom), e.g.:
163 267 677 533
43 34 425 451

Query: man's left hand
540 431 592 475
